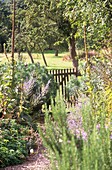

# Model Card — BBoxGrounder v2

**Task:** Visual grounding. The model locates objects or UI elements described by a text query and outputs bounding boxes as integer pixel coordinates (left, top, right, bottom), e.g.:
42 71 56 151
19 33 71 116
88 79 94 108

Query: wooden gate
48 68 77 106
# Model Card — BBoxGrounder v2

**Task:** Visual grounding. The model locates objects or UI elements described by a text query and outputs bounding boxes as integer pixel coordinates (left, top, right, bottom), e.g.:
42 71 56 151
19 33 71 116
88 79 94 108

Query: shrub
0 119 35 168
66 75 88 100
39 97 112 170
0 62 57 121
67 54 112 119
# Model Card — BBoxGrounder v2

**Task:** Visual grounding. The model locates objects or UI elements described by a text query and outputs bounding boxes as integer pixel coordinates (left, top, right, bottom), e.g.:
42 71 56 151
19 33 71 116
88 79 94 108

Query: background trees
0 0 111 64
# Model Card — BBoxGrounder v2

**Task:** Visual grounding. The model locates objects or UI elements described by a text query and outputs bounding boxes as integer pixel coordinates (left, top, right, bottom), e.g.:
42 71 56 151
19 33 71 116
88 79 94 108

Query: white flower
10 149 14 152
30 149 34 154
15 88 18 93
59 138 63 143
3 111 6 115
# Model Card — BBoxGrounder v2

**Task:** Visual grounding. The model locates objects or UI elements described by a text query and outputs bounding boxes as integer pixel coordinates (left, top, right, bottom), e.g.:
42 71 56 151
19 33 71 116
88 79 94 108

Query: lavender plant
39 96 112 170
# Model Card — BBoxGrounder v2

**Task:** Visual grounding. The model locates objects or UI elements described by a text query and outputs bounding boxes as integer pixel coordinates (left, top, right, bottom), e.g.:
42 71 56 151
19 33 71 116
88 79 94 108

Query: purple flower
75 129 81 138
67 113 88 141
96 124 100 131
23 79 35 91
81 130 88 141
110 134 112 140
23 78 37 96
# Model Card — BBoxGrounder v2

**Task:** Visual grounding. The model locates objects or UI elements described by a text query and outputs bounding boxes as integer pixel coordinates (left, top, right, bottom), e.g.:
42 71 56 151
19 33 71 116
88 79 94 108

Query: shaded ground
0 145 50 170
2 154 50 170
0 130 50 170
1 155 50 170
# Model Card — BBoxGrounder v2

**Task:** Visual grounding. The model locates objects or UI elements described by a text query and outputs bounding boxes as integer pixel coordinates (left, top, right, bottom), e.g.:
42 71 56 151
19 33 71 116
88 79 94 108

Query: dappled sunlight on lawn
0 52 73 69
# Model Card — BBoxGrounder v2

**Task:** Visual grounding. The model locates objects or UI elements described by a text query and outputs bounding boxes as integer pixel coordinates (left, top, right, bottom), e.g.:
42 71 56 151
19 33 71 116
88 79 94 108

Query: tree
42 0 79 73
18 0 78 67
0 0 11 52
65 0 112 50
15 0 48 65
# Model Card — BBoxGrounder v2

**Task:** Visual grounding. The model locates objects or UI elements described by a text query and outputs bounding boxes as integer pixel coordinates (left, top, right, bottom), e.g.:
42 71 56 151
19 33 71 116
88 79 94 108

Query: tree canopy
0 0 111 64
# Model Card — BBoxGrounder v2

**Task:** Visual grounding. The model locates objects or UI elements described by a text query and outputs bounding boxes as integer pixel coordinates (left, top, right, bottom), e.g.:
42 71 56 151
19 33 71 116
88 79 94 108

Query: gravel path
0 131 50 170
0 148 50 170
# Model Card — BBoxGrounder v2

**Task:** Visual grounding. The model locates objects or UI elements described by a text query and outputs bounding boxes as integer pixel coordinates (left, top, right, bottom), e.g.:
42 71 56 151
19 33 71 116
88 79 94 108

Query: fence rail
48 68 77 107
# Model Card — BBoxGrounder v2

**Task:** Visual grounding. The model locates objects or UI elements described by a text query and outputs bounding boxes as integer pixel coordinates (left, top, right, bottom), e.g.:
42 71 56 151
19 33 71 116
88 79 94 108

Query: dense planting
40 54 112 170
0 62 57 167
0 119 36 167
40 96 112 170
0 62 57 119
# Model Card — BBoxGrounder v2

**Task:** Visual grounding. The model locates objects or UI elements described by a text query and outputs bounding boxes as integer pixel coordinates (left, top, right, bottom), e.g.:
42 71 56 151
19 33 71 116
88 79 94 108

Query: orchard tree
13 0 35 63
15 0 49 65
23 0 69 64
21 0 88 72
64 0 112 72
42 0 92 74
65 0 112 50
17 0 74 66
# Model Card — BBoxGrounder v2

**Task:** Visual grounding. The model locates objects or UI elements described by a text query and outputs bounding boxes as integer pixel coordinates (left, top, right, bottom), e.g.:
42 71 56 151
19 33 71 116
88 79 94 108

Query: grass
0 50 73 69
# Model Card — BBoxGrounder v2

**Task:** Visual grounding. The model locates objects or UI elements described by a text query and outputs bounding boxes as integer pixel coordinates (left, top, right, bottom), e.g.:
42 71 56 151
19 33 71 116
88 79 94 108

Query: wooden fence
48 68 77 107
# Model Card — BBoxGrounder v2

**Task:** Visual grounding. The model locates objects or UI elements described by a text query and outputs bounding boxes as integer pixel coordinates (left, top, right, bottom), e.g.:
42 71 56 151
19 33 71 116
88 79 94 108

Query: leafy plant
0 62 57 122
67 53 112 119
0 119 36 168
66 75 88 101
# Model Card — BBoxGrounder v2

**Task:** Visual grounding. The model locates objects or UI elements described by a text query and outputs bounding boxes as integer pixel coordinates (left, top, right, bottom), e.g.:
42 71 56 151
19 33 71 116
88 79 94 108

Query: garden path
1 147 50 170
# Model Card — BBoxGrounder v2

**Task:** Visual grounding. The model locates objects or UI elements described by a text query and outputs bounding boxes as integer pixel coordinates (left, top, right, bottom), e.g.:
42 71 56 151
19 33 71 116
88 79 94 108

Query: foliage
66 75 88 100
39 97 69 157
39 50 112 169
0 1 111 169
39 97 112 170
90 54 112 119
0 119 34 168
0 0 111 54
65 0 112 50
14 0 64 57
0 0 11 52
0 62 57 122
67 52 112 117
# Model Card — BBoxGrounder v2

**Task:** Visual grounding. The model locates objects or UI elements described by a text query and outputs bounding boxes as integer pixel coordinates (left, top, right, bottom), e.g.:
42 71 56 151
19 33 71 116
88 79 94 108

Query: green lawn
0 51 73 69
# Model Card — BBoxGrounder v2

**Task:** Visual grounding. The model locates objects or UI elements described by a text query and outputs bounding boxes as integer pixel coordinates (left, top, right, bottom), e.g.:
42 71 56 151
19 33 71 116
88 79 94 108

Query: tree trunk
18 50 22 61
1 42 4 53
55 49 58 56
69 35 78 76
17 17 21 60
12 0 15 67
38 44 48 67
3 43 9 62
84 26 88 65
41 51 48 67
26 48 34 63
